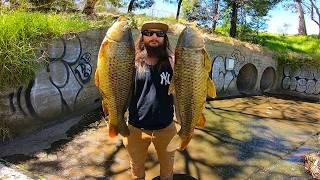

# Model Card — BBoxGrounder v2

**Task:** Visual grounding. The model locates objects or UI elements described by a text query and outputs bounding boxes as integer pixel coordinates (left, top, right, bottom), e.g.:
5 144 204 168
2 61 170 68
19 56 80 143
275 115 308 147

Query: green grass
0 10 184 90
0 10 114 90
258 33 320 66
258 33 320 55
215 26 320 66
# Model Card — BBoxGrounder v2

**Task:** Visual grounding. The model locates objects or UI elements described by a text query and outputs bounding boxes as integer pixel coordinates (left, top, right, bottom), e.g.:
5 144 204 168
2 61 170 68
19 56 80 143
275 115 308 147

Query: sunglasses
142 30 166 37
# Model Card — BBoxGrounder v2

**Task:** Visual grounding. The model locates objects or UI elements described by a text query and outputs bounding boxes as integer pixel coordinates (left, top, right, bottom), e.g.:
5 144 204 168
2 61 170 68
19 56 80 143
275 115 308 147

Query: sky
125 0 319 35
267 2 318 35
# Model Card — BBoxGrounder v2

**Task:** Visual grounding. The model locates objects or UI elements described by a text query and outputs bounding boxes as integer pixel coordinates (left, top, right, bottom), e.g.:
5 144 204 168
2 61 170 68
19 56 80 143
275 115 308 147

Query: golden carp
167 26 216 151
95 17 135 137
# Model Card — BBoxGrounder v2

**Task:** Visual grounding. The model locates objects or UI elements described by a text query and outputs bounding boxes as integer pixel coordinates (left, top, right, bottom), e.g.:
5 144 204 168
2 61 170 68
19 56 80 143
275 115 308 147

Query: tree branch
309 0 320 26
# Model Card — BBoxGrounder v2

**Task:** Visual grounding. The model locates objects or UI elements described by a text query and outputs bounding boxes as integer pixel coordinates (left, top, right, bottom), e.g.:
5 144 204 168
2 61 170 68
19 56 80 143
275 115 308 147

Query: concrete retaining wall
0 29 106 139
205 41 277 97
0 27 317 140
272 65 320 101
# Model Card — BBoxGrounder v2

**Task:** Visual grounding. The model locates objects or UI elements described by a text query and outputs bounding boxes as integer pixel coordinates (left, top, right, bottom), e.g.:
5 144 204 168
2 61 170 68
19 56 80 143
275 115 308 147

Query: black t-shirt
128 62 174 130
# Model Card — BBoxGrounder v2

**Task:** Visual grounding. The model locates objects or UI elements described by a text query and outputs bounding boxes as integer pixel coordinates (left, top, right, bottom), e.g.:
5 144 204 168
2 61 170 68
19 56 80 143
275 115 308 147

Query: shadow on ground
1 96 320 179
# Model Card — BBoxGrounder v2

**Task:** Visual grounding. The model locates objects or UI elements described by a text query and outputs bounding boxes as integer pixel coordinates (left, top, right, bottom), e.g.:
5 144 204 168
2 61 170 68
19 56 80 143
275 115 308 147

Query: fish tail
108 123 118 138
167 134 181 152
179 135 193 151
207 78 217 98
197 113 206 128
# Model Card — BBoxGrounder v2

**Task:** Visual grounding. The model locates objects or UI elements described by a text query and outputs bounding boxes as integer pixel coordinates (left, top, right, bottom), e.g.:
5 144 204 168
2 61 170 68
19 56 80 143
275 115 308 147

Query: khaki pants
123 122 177 180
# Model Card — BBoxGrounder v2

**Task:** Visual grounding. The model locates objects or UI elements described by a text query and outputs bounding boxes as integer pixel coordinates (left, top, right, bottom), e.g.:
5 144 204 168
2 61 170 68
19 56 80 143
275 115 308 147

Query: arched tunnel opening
260 67 276 92
236 63 258 93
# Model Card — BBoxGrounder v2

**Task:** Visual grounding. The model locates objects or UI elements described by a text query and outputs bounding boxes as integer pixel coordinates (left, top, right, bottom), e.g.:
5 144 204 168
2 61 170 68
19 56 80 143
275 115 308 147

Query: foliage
0 10 112 90
133 0 154 9
126 13 138 29
129 13 187 27
182 0 212 27
183 0 212 26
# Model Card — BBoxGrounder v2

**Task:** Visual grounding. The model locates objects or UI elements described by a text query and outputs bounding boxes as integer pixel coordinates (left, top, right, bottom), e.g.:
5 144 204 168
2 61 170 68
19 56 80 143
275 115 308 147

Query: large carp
167 26 216 151
95 17 135 137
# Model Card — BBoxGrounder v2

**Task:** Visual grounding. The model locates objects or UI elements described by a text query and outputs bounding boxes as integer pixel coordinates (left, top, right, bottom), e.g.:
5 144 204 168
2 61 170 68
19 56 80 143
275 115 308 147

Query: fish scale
95 18 135 138
167 26 216 151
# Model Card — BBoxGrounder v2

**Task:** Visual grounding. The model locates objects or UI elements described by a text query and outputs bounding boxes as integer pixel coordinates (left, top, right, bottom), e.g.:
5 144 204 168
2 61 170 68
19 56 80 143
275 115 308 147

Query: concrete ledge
0 159 41 179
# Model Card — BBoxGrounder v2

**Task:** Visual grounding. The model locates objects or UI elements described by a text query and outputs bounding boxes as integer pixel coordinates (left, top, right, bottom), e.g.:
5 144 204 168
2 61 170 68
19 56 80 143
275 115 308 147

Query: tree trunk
295 0 307 35
212 0 219 31
176 0 183 21
82 0 98 16
128 0 135 13
229 0 238 37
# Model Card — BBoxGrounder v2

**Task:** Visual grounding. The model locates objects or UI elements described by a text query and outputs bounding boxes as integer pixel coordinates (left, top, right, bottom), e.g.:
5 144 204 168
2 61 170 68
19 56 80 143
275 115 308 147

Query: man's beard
145 44 165 56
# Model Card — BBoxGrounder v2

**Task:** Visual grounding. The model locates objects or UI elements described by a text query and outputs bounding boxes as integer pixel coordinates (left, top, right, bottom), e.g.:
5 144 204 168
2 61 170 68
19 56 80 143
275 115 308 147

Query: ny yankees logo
160 72 170 85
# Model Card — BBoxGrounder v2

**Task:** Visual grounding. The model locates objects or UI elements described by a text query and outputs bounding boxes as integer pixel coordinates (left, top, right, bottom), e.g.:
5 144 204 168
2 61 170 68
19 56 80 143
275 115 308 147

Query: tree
128 0 134 12
226 0 282 37
183 0 212 27
229 0 238 37
212 0 219 31
82 0 99 17
176 0 183 21
127 0 154 13
305 0 320 37
296 0 307 35
283 0 307 35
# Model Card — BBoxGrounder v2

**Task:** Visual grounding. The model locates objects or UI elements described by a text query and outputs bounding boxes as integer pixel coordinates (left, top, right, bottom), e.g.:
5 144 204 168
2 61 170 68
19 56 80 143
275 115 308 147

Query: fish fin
207 79 217 98
95 70 99 87
179 135 193 151
101 99 109 115
197 114 206 128
167 134 181 152
98 38 109 64
168 81 175 95
203 49 212 72
108 123 118 138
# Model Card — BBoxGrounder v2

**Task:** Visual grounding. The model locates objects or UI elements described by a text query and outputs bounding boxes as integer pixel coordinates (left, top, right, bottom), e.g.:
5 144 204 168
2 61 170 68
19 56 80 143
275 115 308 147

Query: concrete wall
272 65 320 101
205 41 278 97
0 29 106 139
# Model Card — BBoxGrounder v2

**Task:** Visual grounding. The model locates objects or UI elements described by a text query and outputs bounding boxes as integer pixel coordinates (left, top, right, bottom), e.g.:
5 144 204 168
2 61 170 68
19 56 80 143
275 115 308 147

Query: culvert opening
260 67 276 92
236 63 258 93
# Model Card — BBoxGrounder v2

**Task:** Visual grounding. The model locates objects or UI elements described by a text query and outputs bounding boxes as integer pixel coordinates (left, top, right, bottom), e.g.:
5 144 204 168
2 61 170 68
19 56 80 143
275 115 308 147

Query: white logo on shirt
160 72 170 85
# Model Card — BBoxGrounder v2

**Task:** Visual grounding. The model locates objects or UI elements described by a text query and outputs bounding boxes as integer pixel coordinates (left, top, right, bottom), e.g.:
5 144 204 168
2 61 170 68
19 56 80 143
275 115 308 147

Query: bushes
0 10 112 89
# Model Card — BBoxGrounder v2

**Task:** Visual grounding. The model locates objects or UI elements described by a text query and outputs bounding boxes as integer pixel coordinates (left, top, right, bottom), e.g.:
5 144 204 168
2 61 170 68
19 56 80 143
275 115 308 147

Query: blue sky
127 0 319 35
267 2 318 34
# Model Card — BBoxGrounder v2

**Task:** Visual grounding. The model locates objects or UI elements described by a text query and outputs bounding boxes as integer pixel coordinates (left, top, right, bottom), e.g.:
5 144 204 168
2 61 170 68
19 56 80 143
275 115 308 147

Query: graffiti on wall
282 66 320 94
211 49 246 93
4 33 98 119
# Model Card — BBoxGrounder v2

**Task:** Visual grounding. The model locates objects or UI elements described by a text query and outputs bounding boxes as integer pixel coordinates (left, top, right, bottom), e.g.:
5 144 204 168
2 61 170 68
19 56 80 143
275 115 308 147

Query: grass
0 10 114 90
215 26 320 66
0 10 185 90
258 33 320 67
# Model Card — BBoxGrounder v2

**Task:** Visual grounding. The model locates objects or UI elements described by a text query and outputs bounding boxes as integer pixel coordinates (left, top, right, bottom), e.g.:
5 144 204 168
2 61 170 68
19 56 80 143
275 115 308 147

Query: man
123 21 176 180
